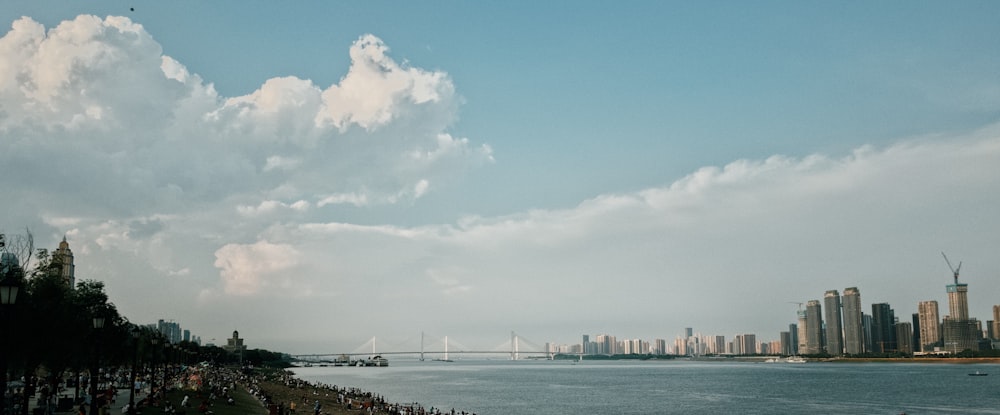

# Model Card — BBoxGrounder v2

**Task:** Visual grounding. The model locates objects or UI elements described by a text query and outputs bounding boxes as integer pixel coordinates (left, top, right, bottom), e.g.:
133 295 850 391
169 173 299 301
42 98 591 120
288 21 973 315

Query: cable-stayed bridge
292 331 552 361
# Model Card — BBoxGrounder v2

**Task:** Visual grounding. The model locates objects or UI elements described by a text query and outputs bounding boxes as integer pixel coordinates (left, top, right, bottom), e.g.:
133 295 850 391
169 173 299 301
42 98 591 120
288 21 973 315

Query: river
291 359 1000 414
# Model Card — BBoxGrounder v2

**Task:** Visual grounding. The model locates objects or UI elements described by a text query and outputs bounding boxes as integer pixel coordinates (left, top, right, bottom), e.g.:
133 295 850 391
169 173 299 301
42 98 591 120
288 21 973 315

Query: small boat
785 356 807 363
968 371 988 376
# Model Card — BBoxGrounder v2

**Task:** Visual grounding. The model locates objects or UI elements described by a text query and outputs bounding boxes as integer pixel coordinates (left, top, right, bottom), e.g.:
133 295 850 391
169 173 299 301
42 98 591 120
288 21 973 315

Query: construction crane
788 301 804 311
941 252 962 285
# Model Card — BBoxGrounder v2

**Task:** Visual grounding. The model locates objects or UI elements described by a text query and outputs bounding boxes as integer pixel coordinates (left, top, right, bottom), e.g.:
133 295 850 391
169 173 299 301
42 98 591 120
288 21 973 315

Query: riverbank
248 368 474 415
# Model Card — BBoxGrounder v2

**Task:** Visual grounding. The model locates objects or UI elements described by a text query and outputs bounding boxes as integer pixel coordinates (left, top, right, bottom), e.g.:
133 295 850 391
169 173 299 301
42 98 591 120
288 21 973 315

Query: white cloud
213 241 300 296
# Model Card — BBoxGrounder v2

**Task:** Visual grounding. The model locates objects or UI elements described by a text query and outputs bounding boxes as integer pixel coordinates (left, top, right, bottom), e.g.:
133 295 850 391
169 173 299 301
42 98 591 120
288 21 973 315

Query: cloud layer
2 15 999 353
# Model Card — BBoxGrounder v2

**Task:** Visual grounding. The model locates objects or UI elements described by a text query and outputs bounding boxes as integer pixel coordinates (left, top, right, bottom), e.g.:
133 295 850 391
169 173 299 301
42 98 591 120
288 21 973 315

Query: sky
1 1 999 355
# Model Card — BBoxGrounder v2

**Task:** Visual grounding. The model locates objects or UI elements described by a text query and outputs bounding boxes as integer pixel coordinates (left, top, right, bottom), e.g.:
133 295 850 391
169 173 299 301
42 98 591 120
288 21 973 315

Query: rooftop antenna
941 252 961 285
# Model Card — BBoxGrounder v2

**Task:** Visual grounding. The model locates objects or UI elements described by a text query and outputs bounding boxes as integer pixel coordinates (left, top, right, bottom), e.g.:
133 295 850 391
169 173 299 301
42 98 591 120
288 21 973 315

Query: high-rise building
862 314 874 353
53 236 76 288
805 300 823 354
796 310 808 354
917 301 941 351
788 323 799 356
824 290 844 355
871 303 896 353
582 335 590 355
911 313 921 352
734 334 756 355
895 322 913 354
780 331 793 356
992 305 1000 340
947 280 970 321
842 287 864 355
942 267 982 353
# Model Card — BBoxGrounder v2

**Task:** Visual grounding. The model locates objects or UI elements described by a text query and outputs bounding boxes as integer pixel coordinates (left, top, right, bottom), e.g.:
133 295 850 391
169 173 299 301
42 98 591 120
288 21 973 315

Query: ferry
364 355 389 367
968 371 988 376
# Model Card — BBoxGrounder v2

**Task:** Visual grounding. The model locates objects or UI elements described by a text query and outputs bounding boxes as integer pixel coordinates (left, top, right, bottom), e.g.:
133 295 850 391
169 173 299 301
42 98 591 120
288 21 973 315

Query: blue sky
1 1 999 353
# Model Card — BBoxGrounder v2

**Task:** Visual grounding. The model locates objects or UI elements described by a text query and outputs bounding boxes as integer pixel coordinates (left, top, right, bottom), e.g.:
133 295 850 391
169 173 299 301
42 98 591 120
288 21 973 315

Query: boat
785 356 807 363
968 371 988 376
364 355 389 367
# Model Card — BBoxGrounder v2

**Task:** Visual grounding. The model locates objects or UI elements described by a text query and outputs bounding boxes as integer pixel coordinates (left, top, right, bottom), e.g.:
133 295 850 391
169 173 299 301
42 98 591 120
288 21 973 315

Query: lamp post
1 274 20 415
127 330 140 414
149 338 158 398
90 315 106 415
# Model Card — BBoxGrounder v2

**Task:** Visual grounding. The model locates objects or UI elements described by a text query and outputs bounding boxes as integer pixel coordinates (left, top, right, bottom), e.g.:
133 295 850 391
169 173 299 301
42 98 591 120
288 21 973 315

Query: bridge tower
511 331 520 360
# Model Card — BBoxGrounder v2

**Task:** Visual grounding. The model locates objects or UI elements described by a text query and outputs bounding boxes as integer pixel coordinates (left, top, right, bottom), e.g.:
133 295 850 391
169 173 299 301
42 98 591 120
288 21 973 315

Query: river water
291 359 1000 414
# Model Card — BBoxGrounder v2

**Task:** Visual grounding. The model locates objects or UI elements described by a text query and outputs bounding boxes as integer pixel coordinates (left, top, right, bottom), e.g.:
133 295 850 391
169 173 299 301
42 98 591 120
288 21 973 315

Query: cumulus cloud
213 241 300 296
0 16 490 225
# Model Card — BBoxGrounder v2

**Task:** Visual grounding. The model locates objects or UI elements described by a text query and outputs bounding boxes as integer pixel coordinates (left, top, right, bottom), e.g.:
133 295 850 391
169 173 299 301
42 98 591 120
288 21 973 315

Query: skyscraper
842 287 864 355
895 322 913 354
992 305 1000 341
947 280 970 321
941 264 982 353
871 303 896 353
796 310 808 354
824 290 844 355
788 323 799 356
805 300 823 355
917 300 941 351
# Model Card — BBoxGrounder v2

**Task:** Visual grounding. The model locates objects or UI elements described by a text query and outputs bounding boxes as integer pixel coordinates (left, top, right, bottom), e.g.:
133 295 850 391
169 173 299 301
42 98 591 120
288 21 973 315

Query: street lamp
90 315 106 415
127 329 140 414
1 274 20 415
149 338 159 398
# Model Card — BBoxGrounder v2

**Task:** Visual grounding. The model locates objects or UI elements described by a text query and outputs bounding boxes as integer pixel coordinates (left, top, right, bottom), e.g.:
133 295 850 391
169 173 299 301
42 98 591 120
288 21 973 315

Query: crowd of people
5 364 479 415
240 367 477 415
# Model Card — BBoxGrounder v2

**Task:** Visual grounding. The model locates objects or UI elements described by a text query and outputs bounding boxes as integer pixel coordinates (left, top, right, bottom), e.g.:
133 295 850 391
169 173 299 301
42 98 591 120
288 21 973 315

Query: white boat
785 356 807 363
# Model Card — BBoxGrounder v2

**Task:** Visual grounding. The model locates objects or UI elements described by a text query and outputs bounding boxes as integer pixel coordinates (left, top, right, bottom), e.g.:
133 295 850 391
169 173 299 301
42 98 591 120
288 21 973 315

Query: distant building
941 271 983 352
895 322 913 354
804 300 823 354
992 305 1000 340
796 310 808 354
842 287 864 354
917 300 941 351
224 330 247 353
824 290 844 355
788 323 799 356
911 313 921 352
871 303 896 353
53 236 75 288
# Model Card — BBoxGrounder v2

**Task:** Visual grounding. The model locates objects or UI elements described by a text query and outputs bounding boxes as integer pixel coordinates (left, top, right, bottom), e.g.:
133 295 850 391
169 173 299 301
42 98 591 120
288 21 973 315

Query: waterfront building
582 335 590 355
711 335 726 355
992 305 1000 340
895 322 913 354
53 236 76 288
947 280 969 321
734 334 756 355
804 300 824 354
842 287 864 355
824 290 844 355
911 313 921 352
788 323 798 355
871 303 896 353
796 310 808 354
917 300 941 351
862 314 874 353
780 331 792 355
654 338 667 355
941 270 982 352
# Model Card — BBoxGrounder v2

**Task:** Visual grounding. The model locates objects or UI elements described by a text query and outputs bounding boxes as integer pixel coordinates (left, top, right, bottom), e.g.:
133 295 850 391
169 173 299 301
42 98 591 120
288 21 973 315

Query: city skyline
2 2 1000 354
